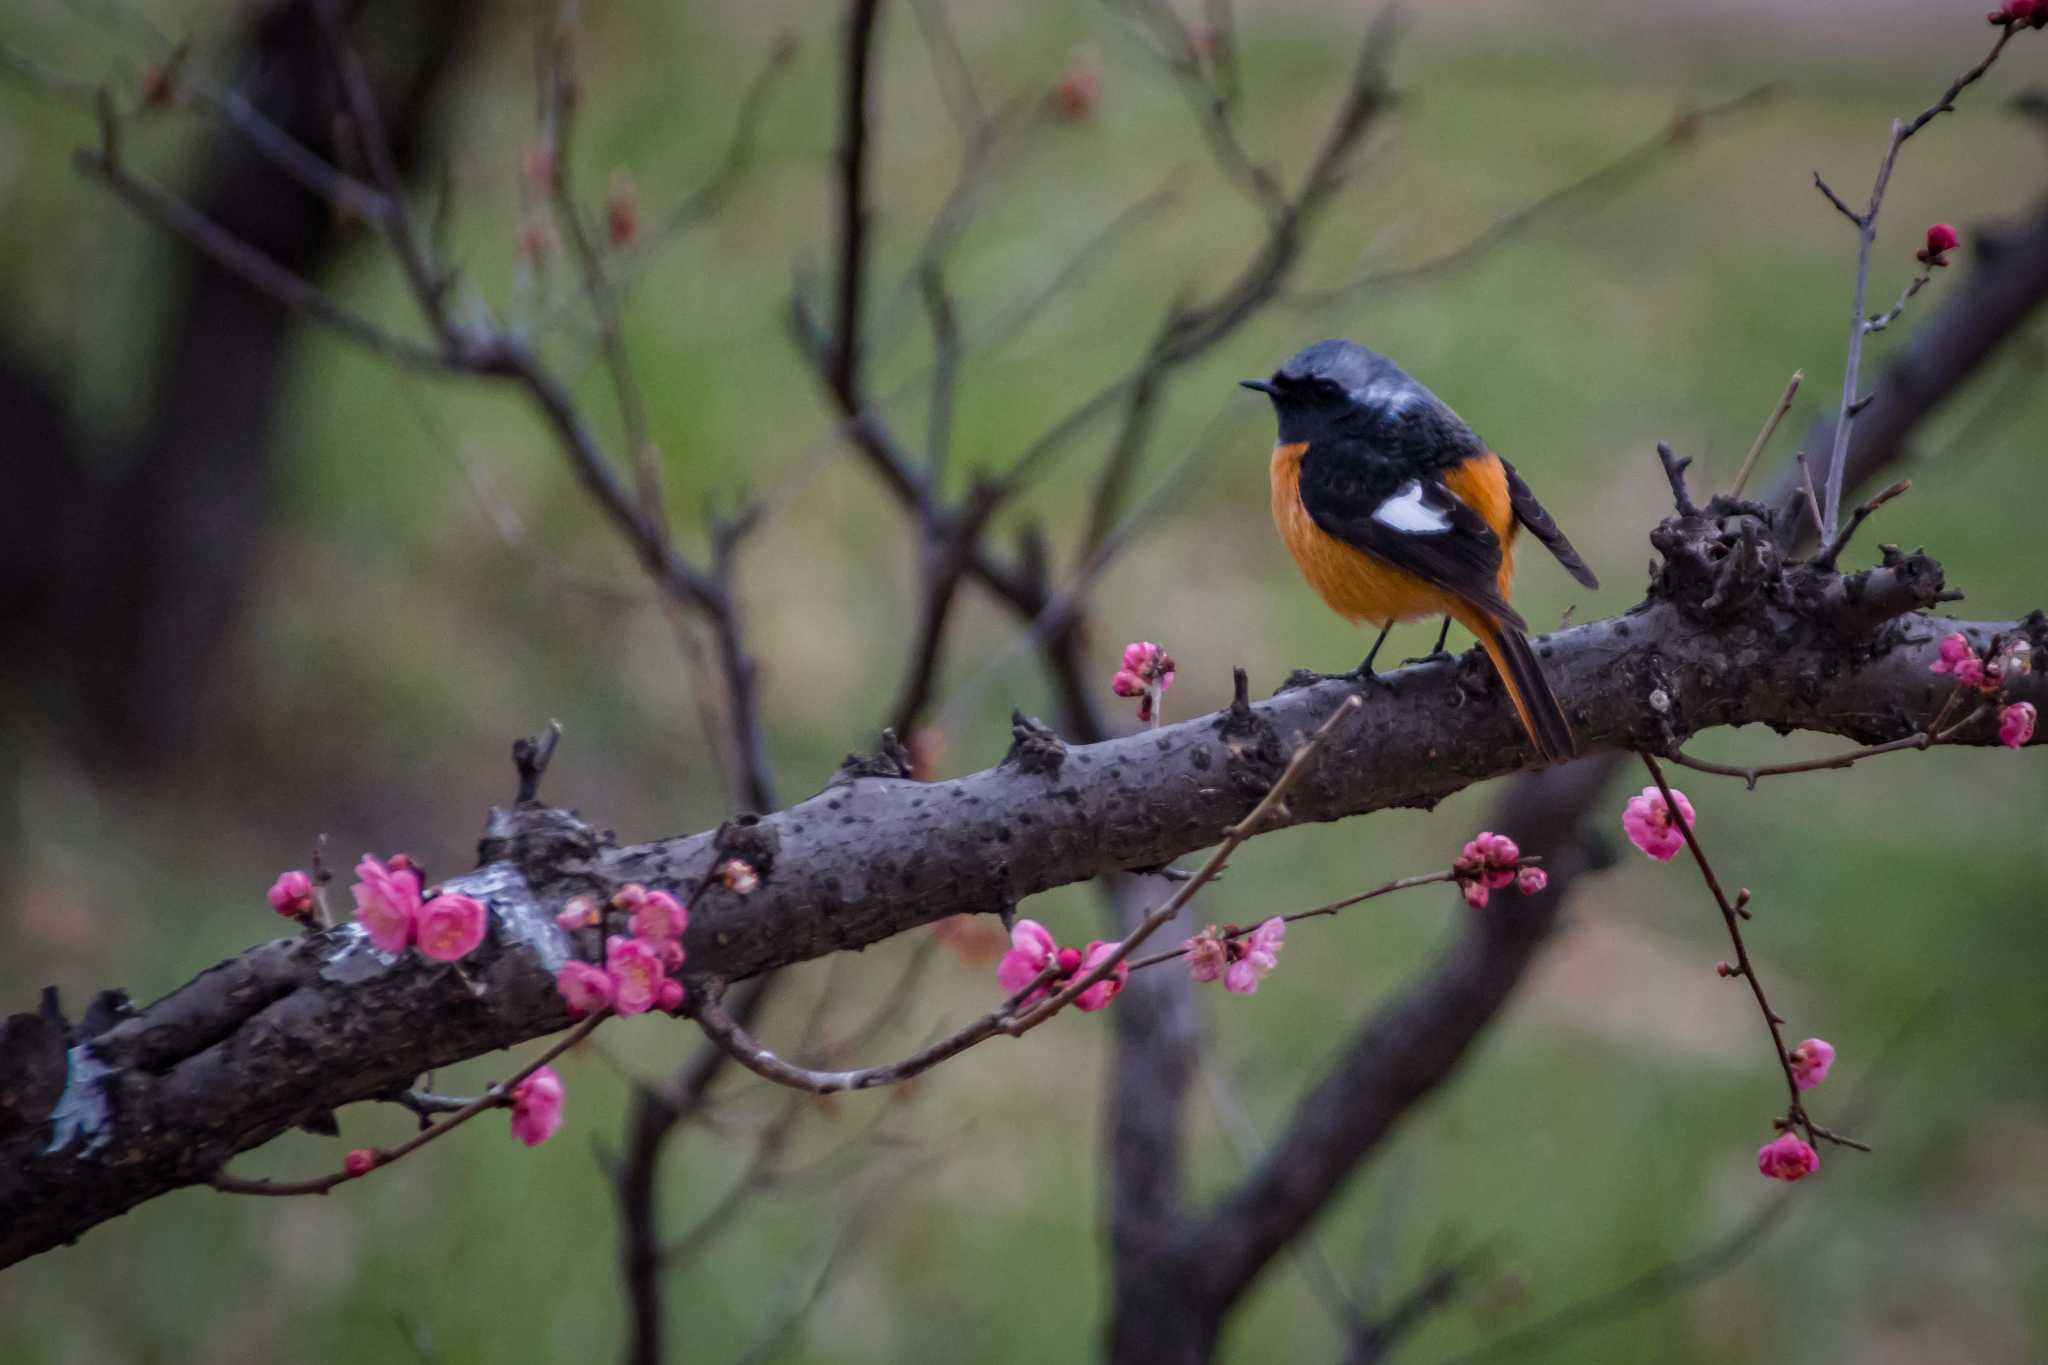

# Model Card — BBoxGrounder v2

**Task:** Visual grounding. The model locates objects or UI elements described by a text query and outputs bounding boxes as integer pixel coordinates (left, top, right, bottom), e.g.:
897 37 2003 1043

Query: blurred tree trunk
3 0 473 767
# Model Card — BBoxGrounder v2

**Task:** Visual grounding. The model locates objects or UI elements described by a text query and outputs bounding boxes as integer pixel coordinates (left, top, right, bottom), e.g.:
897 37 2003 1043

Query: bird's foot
1398 647 1457 668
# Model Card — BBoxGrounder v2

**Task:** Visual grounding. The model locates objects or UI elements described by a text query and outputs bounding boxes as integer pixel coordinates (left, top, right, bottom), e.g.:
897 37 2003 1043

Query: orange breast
1268 443 1520 625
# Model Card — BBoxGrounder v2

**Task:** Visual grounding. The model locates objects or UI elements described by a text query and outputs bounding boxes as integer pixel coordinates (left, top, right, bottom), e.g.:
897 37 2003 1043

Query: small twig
1123 864 1512 970
1814 23 2020 543
1865 269 1933 333
1666 732 1932 790
1813 479 1910 571
212 1013 606 1196
512 719 564 803
1638 753 1866 1153
828 0 885 402
1728 370 1803 498
1297 86 1775 309
1794 453 1825 534
1656 443 1698 517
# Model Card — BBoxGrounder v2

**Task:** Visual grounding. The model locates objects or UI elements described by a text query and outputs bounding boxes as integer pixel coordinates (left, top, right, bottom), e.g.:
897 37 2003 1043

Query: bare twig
1814 23 2021 542
212 1012 606 1196
1728 370 1803 498
1813 478 1910 571
1296 86 1774 308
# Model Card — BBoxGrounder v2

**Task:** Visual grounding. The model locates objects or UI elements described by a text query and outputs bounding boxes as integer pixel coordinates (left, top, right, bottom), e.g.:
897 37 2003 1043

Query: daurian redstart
1244 339 1598 765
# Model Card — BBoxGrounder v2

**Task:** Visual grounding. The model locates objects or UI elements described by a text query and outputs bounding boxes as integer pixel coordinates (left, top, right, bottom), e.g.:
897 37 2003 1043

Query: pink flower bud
1074 940 1129 1011
1516 866 1548 895
416 893 488 962
1111 669 1145 698
1756 1132 1820 1181
508 1066 565 1147
1056 946 1083 976
606 935 668 1016
267 870 315 921
352 854 422 955
2000 701 2036 749
1460 880 1490 910
555 895 600 932
657 978 685 1012
523 142 557 195
344 1148 378 1178
1789 1038 1836 1091
718 859 760 895
556 961 615 1017
1715 961 1737 977
606 169 639 247
1053 59 1100 122
1953 656 1987 689
1924 223 1959 256
1622 786 1696 862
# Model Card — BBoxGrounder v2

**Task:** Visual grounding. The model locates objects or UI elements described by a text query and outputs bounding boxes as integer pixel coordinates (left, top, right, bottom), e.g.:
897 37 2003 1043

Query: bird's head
1241 339 1431 446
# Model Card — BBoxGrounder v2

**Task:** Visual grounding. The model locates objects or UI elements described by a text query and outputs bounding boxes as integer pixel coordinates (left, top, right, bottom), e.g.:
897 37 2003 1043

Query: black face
1241 338 1481 468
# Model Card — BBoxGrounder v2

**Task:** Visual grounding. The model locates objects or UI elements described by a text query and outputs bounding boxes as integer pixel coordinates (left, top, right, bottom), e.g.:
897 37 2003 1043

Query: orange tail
1452 605 1574 765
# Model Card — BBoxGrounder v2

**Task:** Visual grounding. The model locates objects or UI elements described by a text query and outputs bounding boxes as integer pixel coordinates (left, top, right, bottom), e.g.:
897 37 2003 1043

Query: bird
1243 338 1598 765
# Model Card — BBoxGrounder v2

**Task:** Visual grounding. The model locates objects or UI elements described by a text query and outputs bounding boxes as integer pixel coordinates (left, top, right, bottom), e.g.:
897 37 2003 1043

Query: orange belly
1269 442 1516 627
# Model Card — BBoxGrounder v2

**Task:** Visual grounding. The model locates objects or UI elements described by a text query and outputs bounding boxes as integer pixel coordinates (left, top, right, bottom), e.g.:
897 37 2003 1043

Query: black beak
1240 378 1276 395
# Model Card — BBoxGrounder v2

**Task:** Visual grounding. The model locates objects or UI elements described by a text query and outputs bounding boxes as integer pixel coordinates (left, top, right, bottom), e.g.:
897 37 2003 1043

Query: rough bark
4 496 2041 1267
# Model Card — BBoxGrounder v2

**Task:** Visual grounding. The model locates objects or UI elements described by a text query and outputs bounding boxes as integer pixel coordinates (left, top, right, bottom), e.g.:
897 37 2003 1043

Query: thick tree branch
4 492 2041 1265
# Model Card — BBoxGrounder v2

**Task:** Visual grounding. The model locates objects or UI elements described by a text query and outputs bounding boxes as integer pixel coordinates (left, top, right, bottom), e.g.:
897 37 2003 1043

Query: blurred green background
3 1 2046 1361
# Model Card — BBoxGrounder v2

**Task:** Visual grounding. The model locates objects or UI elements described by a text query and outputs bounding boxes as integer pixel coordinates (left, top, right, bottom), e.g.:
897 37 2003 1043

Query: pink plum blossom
352 854 422 954
1622 786 1695 862
1789 1038 1836 1091
1111 641 1177 724
2000 702 2036 749
508 1066 565 1147
416 893 487 962
998 919 1059 1003
1074 941 1130 1011
344 1148 378 1178
606 936 668 1016
556 961 615 1016
1756 1132 1820 1182
1223 918 1285 996
629 887 688 945
555 895 599 932
1516 866 1548 895
268 870 315 921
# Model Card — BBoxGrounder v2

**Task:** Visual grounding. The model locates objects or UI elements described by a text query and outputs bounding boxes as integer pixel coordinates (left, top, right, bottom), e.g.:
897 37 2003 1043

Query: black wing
1499 456 1599 590
1298 442 1527 632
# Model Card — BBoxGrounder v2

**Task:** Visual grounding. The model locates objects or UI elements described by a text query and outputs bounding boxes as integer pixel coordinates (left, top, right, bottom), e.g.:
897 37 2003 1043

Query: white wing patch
1372 480 1452 535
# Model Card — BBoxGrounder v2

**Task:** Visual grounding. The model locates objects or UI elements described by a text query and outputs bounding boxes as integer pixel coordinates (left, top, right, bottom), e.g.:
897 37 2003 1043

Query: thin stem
1638 754 1867 1152
212 1012 607 1196
1728 370 1803 498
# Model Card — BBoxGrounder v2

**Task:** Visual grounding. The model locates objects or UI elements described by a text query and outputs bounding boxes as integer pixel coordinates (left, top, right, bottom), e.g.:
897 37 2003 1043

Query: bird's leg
1401 617 1455 667
1344 622 1398 690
